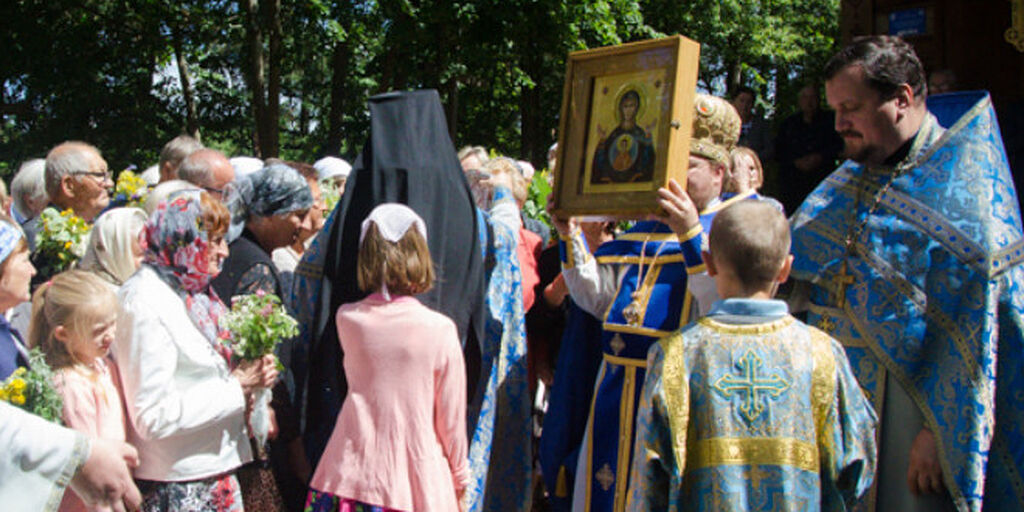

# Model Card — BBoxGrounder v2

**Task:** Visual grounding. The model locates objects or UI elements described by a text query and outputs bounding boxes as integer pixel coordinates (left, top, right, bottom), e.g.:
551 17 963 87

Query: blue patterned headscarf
0 219 24 264
225 163 313 242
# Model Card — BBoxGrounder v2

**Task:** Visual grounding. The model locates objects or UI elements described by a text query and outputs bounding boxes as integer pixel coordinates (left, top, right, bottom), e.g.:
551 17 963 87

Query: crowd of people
1 35 1022 512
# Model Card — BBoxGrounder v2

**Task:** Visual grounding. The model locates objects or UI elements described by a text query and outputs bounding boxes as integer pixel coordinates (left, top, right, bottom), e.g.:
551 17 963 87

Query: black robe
303 90 486 464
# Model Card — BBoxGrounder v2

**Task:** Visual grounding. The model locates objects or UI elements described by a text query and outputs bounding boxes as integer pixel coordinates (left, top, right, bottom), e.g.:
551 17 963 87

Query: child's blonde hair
709 200 790 293
357 222 435 297
29 270 118 368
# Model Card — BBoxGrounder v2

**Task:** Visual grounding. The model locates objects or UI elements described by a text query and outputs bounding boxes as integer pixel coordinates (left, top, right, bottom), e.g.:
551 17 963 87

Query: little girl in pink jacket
308 203 469 512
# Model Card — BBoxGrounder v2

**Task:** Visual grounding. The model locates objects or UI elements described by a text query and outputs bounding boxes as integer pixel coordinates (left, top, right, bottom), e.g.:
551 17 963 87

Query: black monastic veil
304 90 486 462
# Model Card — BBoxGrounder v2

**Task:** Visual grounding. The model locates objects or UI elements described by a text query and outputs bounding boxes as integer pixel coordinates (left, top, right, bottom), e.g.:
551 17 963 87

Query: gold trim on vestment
697 315 794 335
688 437 819 473
618 232 680 242
686 263 707 274
604 353 648 368
809 327 837 462
596 254 685 265
660 333 691 477
615 364 639 512
603 322 675 338
702 190 755 214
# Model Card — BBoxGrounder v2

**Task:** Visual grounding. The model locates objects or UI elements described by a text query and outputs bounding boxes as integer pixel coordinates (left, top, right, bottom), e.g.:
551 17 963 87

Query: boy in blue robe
628 200 877 511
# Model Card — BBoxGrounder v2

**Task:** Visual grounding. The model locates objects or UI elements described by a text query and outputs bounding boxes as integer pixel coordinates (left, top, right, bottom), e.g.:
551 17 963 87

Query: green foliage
221 290 298 362
0 0 838 172
523 169 554 235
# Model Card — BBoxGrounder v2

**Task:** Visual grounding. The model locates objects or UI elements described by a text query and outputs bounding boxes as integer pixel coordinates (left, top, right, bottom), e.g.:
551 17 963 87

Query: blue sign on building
889 7 928 36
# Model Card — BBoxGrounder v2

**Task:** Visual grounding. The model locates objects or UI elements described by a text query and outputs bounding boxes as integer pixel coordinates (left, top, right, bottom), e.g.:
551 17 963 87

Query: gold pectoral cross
832 262 855 308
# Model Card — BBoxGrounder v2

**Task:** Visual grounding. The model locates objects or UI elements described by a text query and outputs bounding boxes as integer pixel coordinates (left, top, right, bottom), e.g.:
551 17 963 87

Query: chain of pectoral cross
834 165 908 308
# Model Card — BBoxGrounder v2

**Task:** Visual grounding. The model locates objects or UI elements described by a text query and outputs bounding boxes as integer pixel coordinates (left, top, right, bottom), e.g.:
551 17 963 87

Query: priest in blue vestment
789 36 1024 512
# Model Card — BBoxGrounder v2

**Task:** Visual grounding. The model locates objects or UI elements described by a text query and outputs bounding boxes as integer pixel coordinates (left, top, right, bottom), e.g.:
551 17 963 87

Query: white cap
230 156 264 179
140 164 160 186
314 156 352 182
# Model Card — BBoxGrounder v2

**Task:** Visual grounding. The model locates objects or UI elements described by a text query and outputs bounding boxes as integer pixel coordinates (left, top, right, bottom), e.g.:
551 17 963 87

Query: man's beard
839 132 884 166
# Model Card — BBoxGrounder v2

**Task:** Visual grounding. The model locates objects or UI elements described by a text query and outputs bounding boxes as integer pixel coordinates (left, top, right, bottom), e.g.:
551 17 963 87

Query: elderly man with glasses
44 141 113 223
177 148 236 201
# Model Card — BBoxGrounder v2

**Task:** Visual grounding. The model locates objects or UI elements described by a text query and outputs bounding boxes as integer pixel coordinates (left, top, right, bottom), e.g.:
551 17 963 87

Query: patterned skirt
304 489 405 512
137 473 243 512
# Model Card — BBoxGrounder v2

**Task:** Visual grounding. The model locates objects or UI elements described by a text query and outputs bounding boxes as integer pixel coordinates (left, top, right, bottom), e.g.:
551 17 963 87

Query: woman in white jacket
113 190 276 511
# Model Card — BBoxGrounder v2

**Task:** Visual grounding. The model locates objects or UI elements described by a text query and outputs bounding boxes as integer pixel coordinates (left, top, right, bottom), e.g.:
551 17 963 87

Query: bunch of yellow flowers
0 350 64 423
0 367 28 405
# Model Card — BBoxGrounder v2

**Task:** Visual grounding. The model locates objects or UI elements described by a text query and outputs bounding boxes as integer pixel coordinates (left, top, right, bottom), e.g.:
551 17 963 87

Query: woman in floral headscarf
112 190 277 512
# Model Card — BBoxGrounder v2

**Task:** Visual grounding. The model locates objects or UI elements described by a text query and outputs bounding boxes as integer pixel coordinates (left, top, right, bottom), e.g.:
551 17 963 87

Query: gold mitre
689 93 741 165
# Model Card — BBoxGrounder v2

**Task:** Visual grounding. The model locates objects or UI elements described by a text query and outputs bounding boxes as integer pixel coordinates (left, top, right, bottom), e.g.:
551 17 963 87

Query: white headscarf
79 207 148 286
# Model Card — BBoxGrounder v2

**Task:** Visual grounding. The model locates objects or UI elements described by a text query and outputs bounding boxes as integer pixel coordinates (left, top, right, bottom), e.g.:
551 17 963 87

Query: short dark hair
732 86 756 101
824 35 927 100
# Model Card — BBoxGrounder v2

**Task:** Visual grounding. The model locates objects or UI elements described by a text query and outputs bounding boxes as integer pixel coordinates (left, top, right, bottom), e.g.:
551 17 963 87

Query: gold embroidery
688 437 818 473
609 333 626 355
712 350 791 423
595 464 615 491
698 315 794 335
809 328 837 463
660 334 690 478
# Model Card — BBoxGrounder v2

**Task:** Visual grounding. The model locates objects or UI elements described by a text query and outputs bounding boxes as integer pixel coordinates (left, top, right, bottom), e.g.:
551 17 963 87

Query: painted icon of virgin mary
591 89 655 184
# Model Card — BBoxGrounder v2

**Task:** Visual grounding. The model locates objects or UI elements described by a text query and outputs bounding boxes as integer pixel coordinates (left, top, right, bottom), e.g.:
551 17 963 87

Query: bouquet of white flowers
221 289 298 445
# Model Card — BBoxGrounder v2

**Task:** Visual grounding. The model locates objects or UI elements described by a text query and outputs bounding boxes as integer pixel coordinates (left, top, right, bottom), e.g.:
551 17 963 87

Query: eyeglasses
202 182 235 198
72 170 113 182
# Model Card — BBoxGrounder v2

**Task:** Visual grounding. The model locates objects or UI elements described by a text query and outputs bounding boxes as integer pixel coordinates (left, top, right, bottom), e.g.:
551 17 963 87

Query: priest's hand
907 427 945 494
546 194 575 237
655 179 700 237
70 438 142 512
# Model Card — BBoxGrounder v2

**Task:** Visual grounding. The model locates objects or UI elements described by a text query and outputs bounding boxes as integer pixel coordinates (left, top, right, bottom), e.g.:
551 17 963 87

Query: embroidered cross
818 313 837 333
831 262 855 308
595 463 615 491
713 350 791 423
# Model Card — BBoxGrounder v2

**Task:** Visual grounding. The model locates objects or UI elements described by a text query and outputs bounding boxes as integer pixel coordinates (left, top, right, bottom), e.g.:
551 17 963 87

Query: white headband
360 203 428 244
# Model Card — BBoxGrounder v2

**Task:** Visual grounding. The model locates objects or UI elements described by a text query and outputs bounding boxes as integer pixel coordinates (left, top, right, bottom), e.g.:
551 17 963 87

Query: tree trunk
326 39 351 155
264 0 282 157
172 29 200 141
243 0 266 157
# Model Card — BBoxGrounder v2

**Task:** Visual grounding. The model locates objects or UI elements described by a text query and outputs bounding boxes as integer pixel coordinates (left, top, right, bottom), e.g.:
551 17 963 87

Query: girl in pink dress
30 270 126 512
307 203 470 512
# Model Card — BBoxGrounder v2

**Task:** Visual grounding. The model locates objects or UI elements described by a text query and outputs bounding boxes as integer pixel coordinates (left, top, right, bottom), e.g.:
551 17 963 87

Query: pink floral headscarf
144 191 232 359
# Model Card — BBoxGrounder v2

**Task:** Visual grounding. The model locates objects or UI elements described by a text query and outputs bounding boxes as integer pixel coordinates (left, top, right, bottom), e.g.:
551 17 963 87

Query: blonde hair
481 157 529 205
29 270 118 368
726 147 765 193
357 222 435 297
708 200 790 292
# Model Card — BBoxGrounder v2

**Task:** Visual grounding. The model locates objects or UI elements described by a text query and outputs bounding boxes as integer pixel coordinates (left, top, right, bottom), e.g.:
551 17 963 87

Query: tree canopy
0 0 838 175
